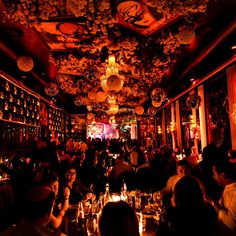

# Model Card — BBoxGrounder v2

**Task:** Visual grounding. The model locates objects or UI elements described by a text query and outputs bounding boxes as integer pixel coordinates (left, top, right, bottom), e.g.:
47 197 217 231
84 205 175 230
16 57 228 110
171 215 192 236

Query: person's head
42 172 59 196
213 160 236 186
172 176 204 208
184 148 191 158
99 201 140 236
211 128 223 147
26 186 55 226
176 160 192 178
65 166 77 183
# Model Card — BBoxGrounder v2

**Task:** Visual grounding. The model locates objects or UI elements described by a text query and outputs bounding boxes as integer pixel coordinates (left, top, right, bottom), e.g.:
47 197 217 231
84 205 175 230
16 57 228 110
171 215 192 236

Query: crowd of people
0 127 235 236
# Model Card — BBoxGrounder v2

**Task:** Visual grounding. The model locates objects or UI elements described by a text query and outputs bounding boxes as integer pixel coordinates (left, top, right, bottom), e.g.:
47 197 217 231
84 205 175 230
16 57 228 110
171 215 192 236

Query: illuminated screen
87 123 119 139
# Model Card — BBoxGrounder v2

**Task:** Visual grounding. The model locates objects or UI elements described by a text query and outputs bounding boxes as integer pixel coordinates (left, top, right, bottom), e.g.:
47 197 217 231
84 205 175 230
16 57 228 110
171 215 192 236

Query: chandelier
107 105 119 115
100 55 124 92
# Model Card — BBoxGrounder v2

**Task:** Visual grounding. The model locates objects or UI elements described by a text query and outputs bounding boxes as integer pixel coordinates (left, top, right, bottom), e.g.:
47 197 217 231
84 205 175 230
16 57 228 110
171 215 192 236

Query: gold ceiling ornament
135 106 144 115
100 55 125 92
107 104 119 116
17 56 34 72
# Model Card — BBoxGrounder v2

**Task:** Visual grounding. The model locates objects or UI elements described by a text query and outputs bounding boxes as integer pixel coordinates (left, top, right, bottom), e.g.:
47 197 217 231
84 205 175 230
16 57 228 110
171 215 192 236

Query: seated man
206 160 236 234
160 160 192 197
2 185 56 236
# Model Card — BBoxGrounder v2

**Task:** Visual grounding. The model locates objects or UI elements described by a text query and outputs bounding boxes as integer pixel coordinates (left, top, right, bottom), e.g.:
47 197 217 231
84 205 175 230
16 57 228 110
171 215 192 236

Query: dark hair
41 171 59 186
184 148 191 157
99 201 140 236
177 159 192 170
173 176 204 208
26 186 55 220
214 160 236 180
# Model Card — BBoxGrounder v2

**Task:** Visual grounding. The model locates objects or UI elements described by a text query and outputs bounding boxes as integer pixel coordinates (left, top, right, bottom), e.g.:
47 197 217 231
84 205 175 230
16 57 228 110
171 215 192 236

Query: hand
63 187 70 200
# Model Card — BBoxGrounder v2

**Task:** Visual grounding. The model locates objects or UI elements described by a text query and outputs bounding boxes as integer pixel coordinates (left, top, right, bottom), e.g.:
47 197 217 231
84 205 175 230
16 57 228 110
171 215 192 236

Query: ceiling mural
2 0 209 118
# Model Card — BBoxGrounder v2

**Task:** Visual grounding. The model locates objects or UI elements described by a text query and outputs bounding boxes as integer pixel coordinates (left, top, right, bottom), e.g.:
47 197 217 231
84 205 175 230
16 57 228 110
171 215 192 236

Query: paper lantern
147 107 157 116
88 91 96 100
178 27 195 45
96 92 107 103
74 96 83 106
106 75 124 92
135 106 144 115
87 113 94 120
152 100 162 108
17 56 34 72
151 87 166 102
44 83 59 97
186 94 201 109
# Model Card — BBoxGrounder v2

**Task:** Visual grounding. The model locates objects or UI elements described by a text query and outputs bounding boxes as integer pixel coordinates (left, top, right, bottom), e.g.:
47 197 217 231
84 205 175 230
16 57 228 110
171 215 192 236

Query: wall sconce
170 122 175 132
157 125 162 134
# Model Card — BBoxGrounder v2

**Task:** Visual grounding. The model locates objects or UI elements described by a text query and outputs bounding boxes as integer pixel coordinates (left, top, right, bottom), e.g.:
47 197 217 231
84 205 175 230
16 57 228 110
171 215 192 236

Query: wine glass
145 190 152 207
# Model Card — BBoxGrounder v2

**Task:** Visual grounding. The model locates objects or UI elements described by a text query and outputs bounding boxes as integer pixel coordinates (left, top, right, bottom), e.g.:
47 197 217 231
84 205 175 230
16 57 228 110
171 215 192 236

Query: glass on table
153 191 163 206
86 216 97 236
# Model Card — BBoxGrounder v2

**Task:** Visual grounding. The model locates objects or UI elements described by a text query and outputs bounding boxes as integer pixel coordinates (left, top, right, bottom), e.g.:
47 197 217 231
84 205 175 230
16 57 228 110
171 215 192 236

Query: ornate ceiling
0 0 235 118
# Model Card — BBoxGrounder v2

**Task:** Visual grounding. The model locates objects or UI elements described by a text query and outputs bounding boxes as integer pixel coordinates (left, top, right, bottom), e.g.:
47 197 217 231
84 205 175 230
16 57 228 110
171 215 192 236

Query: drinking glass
86 217 97 236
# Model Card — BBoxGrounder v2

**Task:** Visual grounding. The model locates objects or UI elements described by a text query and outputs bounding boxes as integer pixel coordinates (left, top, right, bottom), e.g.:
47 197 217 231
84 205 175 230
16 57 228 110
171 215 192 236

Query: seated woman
42 172 70 230
99 201 140 236
166 176 217 236
60 165 89 207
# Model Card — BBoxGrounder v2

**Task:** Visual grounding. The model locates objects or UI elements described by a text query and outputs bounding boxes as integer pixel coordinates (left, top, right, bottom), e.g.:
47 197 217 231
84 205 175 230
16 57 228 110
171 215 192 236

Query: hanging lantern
45 83 59 97
152 100 162 108
96 92 107 103
178 27 195 45
151 87 166 102
106 75 124 92
186 94 201 109
74 96 83 106
135 106 144 115
17 55 34 72
88 91 96 100
147 107 157 116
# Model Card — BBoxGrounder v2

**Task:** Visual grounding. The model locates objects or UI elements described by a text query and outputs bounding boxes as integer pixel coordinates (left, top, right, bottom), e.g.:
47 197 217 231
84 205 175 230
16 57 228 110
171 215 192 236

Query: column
175 100 182 150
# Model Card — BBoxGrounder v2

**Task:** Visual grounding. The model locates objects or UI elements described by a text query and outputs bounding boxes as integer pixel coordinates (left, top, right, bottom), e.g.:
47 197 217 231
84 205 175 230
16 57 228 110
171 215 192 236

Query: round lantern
186 94 201 109
178 27 195 45
151 87 166 102
96 92 107 103
152 100 162 108
147 107 157 116
17 56 34 72
44 83 59 97
87 113 94 120
135 106 144 115
74 96 83 106
106 75 124 92
88 91 96 100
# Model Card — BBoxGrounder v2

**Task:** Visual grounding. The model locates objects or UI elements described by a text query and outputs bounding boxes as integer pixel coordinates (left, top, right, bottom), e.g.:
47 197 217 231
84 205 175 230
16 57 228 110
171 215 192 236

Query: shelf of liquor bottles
48 106 66 140
0 75 40 126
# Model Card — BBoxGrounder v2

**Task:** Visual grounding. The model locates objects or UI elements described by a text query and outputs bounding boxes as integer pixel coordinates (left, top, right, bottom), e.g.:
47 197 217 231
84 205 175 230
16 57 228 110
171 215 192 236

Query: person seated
42 172 70 230
205 160 236 235
165 176 217 236
2 186 56 236
99 201 140 236
160 160 192 198
60 166 89 208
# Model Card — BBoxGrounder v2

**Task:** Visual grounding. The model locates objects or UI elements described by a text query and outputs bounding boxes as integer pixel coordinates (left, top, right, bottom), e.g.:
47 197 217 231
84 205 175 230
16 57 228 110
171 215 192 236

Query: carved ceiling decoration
2 0 210 116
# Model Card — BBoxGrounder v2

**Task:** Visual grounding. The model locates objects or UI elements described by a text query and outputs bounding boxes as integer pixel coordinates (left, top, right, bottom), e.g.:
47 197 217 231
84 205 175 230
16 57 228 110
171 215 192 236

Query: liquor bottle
76 201 85 223
121 180 128 201
76 201 85 233
104 183 111 205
